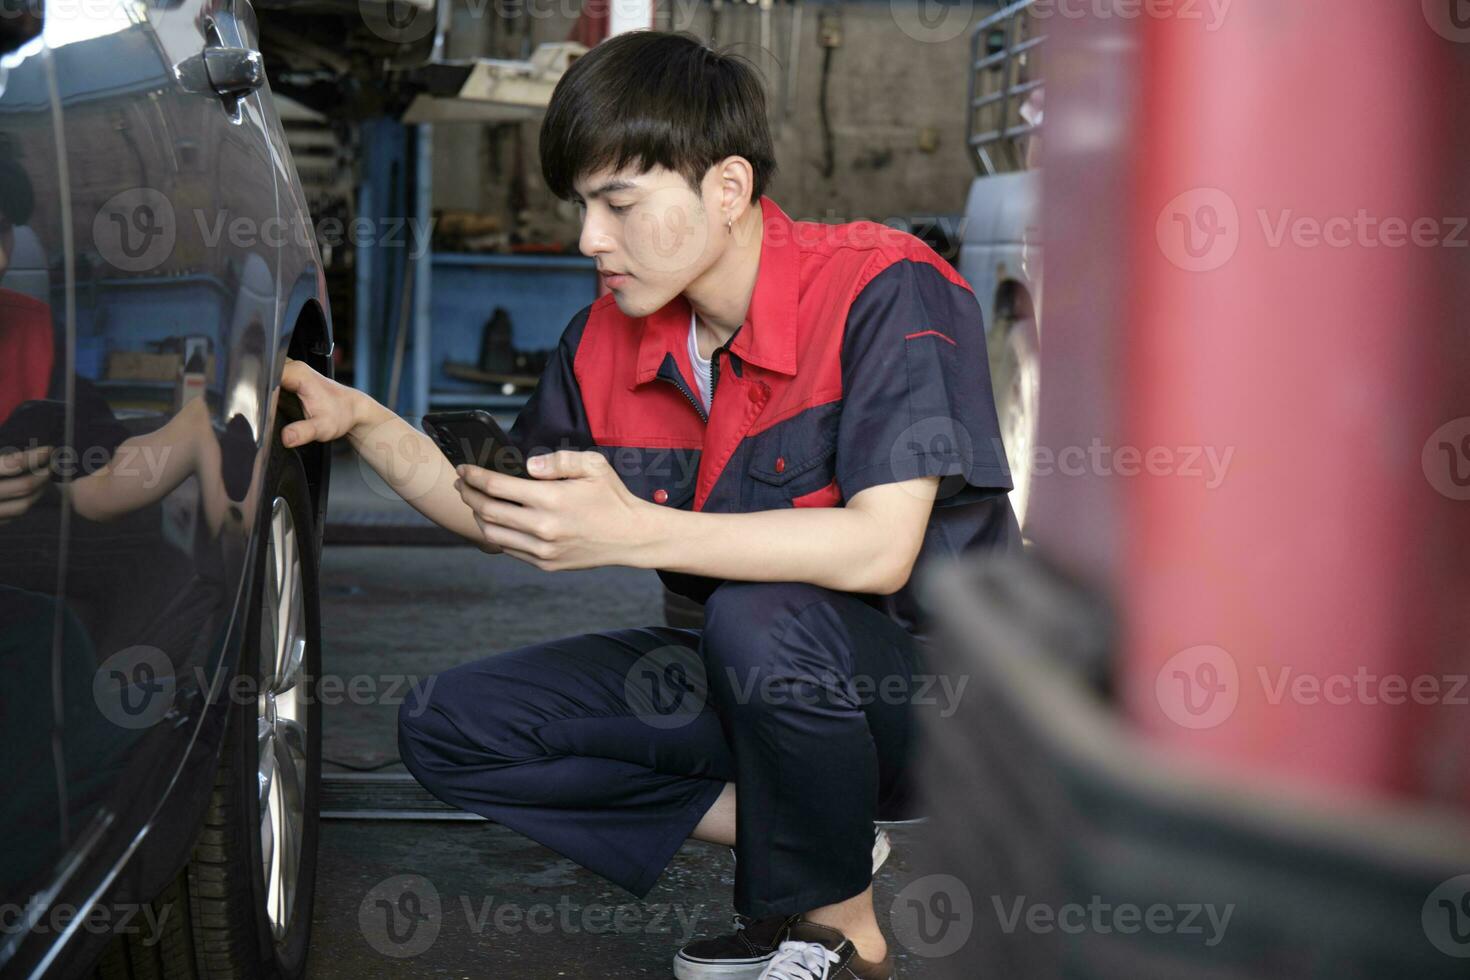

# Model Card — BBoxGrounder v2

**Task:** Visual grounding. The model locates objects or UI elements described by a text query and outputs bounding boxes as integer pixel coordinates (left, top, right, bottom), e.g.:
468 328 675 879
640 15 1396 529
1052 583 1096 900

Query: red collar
633 194 800 388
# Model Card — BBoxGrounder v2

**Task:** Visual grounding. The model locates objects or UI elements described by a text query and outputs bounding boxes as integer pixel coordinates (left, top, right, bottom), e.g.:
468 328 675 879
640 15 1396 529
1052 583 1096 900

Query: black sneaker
678 829 894 979
673 913 801 980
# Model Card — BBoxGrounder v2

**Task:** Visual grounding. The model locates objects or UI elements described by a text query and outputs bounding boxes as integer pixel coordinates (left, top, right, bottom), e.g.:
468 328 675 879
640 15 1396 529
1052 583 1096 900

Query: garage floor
303 450 942 978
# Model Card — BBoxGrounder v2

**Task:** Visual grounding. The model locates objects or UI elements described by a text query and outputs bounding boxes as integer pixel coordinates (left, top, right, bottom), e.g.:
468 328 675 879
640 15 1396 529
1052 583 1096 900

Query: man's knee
396 666 529 775
701 581 856 716
702 581 830 656
397 678 450 776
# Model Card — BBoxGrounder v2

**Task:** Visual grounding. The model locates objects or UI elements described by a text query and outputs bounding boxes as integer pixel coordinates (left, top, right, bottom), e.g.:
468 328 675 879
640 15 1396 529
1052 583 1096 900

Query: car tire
187 391 322 979
88 393 322 979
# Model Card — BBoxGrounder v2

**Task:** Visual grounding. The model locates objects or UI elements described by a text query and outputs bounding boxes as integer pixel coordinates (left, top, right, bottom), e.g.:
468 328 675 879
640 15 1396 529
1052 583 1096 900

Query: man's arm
454 453 937 595
346 396 501 552
639 477 940 594
279 358 498 551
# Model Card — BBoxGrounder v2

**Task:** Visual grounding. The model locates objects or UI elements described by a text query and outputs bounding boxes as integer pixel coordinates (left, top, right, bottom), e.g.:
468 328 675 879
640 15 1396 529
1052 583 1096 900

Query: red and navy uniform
508 194 1018 633
400 196 1018 919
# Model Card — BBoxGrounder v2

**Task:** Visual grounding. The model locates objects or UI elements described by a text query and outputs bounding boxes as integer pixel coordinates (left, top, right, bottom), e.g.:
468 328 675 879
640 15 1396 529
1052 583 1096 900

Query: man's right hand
279 357 370 448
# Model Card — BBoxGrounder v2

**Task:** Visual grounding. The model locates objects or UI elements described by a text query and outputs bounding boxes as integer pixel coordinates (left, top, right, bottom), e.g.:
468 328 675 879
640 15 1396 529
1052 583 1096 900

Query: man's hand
279 357 370 448
453 450 655 571
0 445 52 523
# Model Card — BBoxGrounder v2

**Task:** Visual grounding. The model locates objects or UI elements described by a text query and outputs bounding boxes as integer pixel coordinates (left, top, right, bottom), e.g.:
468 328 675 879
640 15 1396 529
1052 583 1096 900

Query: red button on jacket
653 488 669 504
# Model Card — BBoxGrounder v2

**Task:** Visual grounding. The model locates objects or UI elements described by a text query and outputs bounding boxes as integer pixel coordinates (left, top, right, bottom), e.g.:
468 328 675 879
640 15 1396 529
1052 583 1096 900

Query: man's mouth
600 270 631 287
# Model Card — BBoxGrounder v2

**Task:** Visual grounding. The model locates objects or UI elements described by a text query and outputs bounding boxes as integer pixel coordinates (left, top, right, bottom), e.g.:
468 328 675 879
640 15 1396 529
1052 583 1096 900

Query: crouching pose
283 30 1017 980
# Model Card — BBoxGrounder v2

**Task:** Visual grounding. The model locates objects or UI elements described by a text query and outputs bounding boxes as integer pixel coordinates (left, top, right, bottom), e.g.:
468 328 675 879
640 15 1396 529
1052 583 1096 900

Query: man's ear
714 156 755 221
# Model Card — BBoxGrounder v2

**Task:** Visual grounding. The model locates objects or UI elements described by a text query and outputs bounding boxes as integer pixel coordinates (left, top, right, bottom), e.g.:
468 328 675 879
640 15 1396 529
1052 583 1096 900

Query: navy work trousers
397 580 926 918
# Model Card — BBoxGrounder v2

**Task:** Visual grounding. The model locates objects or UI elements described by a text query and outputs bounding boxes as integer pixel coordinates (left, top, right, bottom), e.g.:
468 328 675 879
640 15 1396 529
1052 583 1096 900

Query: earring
727 215 733 235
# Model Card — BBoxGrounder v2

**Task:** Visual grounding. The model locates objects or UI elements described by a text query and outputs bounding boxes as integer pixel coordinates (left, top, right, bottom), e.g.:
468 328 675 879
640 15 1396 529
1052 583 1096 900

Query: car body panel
0 0 331 975
959 169 1043 339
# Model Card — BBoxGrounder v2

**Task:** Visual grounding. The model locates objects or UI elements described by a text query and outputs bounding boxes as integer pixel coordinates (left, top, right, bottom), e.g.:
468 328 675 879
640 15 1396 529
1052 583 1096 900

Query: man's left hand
453 450 654 571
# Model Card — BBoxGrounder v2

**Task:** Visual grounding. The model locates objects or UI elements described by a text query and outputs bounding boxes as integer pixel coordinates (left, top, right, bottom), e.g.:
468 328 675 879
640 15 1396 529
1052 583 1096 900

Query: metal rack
967 0 1046 177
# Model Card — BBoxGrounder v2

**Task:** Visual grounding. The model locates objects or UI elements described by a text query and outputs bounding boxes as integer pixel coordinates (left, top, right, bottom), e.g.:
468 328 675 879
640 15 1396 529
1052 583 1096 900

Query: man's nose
579 214 613 259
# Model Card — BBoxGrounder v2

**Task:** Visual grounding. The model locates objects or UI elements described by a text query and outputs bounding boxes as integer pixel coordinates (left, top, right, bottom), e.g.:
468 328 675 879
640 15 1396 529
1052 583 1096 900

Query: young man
281 30 1016 980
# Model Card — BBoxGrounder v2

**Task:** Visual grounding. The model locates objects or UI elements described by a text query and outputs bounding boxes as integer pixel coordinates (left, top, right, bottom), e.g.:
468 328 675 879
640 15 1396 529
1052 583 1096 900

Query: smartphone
0 399 67 454
421 410 529 478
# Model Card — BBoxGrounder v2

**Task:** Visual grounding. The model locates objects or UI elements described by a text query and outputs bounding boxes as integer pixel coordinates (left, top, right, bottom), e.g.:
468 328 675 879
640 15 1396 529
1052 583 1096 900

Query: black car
1 1 334 976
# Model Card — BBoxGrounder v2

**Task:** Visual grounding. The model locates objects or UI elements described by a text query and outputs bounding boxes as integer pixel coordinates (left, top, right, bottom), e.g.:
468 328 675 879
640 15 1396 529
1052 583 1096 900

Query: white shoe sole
672 952 775 980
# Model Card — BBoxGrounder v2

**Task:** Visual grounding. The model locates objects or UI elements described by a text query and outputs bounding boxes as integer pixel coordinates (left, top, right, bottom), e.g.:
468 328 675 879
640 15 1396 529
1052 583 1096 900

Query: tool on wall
817 5 842 179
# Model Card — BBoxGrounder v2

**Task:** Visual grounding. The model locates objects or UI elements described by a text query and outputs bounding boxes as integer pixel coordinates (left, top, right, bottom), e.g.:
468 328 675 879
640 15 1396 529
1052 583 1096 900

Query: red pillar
1121 1 1470 809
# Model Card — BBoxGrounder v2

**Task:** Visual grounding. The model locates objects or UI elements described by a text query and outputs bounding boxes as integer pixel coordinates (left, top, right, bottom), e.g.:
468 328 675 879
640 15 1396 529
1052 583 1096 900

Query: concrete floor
303 451 941 977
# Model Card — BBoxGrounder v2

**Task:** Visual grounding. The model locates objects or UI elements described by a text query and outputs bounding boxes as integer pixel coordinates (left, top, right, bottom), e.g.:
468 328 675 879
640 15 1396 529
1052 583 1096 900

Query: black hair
0 157 34 226
540 30 777 206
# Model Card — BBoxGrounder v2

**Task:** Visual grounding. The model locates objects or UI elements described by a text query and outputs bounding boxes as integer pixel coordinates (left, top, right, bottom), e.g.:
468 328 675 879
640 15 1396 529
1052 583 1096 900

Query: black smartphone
421 410 529 478
0 399 67 454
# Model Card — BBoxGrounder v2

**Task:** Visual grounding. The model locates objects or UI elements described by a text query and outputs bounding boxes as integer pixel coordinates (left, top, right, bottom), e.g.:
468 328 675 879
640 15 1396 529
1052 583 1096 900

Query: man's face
571 163 724 318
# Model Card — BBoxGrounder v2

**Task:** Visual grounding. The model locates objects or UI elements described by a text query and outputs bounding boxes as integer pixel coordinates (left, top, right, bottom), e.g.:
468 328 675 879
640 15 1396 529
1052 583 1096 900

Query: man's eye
609 203 632 215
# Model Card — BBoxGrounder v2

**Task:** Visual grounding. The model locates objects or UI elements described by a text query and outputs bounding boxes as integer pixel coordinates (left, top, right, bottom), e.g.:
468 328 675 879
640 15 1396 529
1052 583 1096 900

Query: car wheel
187 392 322 979
991 316 1040 531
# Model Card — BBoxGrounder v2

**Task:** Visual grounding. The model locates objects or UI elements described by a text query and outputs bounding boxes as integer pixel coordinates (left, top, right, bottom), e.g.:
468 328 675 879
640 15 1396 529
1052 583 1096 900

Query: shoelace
760 940 841 980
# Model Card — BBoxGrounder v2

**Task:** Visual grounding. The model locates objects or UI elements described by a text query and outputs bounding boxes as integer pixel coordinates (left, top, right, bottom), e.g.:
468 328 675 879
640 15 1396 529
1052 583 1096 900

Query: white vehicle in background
959 0 1043 529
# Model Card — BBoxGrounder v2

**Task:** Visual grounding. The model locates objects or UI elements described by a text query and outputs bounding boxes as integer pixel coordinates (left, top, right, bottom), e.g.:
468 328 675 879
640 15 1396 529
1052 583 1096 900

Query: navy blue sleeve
835 258 1013 504
507 304 594 459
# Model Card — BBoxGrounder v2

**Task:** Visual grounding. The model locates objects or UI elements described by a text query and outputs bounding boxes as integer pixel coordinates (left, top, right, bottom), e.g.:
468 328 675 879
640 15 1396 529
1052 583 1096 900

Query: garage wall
433 0 996 245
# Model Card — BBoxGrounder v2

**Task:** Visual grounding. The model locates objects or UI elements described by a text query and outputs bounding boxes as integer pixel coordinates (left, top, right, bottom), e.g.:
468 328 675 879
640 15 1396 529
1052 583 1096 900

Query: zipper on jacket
656 362 708 423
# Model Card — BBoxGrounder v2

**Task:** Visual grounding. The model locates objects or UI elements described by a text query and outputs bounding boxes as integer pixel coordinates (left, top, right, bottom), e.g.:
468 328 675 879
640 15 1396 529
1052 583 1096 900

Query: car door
0 7 75 959
47 0 282 887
